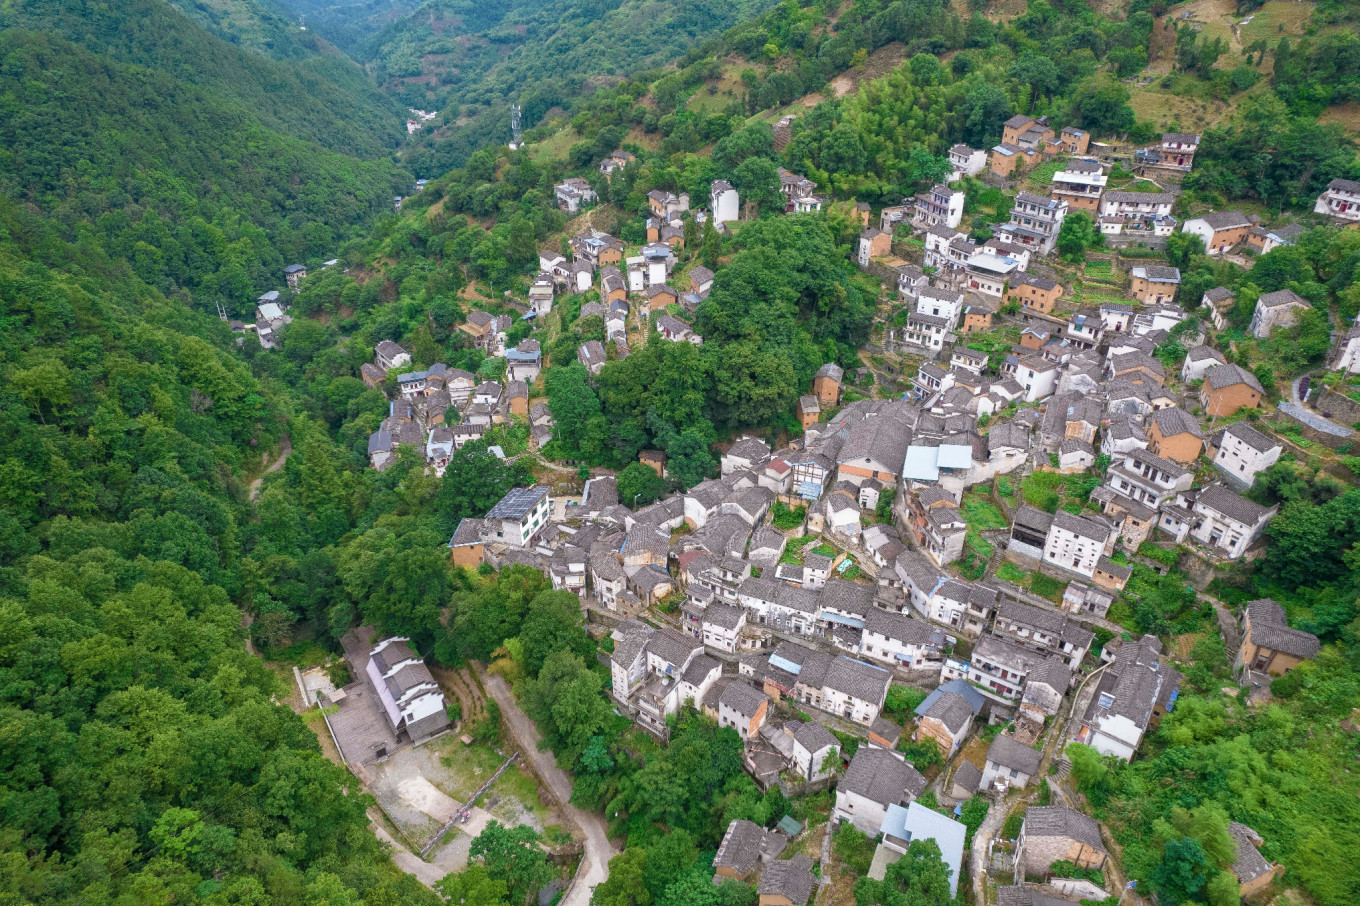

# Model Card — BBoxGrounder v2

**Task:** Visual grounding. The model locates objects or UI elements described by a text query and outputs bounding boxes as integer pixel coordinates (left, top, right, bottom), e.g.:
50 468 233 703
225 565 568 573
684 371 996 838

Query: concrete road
969 793 1011 903
369 811 449 887
477 667 617 906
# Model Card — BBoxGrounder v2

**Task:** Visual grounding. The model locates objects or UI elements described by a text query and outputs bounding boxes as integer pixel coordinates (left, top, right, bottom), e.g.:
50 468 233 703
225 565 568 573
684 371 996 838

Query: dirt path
249 434 292 501
475 666 617 906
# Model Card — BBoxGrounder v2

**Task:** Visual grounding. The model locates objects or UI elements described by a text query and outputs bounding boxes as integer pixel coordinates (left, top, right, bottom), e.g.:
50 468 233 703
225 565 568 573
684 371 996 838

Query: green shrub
1137 543 1180 567
833 822 875 876
1002 807 1026 840
771 500 807 530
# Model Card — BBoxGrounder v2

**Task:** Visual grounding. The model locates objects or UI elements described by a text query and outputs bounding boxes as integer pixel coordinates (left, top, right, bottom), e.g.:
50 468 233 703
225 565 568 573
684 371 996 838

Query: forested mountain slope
0 185 448 903
167 0 324 60
0 0 407 158
0 1 413 319
336 0 784 173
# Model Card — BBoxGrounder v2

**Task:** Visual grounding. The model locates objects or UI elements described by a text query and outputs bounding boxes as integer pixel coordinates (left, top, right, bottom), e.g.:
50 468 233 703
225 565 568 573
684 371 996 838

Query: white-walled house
1016 356 1059 402
711 179 740 226
1314 177 1360 223
1334 324 1360 373
1189 485 1276 559
833 747 927 834
1043 510 1114 579
1208 422 1282 487
365 637 452 742
1076 634 1178 760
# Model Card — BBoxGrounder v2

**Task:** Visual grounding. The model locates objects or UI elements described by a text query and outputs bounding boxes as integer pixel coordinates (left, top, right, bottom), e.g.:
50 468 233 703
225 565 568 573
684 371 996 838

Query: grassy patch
779 534 816 566
961 491 1007 531
1029 573 1066 601
1021 470 1066 513
771 500 806 531
996 561 1030 584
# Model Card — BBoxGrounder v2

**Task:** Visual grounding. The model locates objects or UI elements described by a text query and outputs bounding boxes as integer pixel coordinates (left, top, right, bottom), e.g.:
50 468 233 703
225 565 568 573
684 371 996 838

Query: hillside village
256 102 1360 906
13 0 1360 904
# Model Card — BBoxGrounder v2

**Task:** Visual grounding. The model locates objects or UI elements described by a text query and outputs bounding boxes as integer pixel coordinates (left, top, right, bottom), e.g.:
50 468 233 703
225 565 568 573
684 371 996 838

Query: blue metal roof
821 612 864 629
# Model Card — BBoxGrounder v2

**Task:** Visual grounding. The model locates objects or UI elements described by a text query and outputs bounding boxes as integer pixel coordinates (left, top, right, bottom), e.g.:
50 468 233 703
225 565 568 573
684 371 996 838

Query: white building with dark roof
833 747 927 834
1042 510 1114 578
981 733 1044 792
1189 484 1276 559
1314 177 1360 223
1181 345 1226 382
1076 634 1179 760
485 486 551 547
365 636 451 743
1208 422 1281 487
1249 288 1311 339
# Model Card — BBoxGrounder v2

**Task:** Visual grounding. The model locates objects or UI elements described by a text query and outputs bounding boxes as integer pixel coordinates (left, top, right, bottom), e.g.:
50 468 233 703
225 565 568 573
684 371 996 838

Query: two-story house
1314 177 1360 223
1042 510 1115 579
1050 159 1106 211
1181 210 1253 256
833 747 927 835
1207 421 1281 487
1189 484 1276 559
1234 599 1320 680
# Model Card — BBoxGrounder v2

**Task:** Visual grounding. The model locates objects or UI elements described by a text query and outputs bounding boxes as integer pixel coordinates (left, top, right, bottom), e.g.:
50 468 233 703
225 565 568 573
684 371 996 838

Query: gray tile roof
1228 822 1273 884
792 719 838 754
997 887 1077 906
952 761 982 795
986 733 1043 775
923 691 976 734
1149 406 1203 439
1082 634 1177 732
714 820 785 876
1103 191 1174 206
682 653 720 686
1023 806 1105 851
1197 210 1252 230
1245 599 1319 659
720 680 770 718
1217 421 1278 453
648 626 702 668
1052 509 1113 543
758 855 816 906
819 578 875 616
839 747 926 805
1132 265 1181 282
822 656 892 705
1196 484 1271 526
705 602 746 631
1204 363 1264 394
864 608 939 646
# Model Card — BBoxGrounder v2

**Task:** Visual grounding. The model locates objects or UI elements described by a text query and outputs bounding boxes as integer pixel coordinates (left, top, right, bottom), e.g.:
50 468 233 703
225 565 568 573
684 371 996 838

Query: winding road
475 666 616 906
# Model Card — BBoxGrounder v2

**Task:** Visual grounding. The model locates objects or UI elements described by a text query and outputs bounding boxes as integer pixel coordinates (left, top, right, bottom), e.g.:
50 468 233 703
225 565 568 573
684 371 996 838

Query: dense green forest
0 0 408 158
167 0 329 60
0 1 414 320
